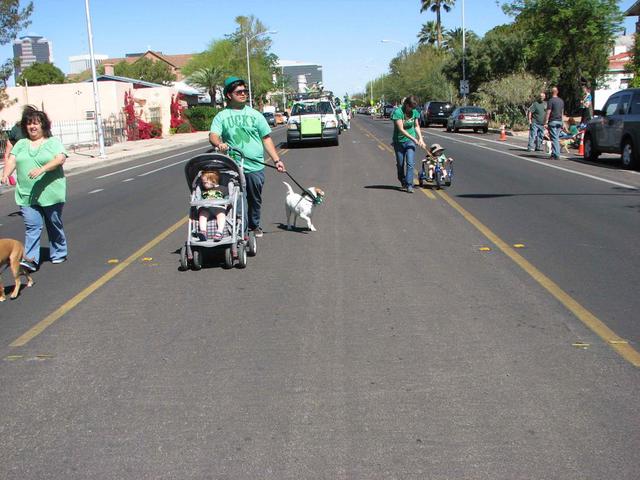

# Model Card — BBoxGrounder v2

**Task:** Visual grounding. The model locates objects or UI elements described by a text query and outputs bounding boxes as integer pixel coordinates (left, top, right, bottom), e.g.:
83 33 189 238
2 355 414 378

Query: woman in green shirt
1 106 68 271
391 95 426 193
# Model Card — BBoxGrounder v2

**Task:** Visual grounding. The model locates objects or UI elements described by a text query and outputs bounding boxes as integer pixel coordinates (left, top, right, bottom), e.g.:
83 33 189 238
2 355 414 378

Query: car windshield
460 107 486 114
292 102 333 115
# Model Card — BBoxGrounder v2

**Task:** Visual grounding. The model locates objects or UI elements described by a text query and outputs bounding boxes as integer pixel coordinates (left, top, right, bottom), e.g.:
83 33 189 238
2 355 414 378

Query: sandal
213 231 223 242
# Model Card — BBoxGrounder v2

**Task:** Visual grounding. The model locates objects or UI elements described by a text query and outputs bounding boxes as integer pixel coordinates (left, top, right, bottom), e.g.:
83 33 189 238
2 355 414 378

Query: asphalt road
0 118 638 479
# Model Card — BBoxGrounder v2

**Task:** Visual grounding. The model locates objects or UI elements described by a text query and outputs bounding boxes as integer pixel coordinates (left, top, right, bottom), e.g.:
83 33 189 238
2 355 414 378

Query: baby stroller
179 148 257 270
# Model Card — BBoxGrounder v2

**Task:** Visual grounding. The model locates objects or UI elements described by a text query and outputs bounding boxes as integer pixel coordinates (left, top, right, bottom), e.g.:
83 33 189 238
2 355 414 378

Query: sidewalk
63 130 211 175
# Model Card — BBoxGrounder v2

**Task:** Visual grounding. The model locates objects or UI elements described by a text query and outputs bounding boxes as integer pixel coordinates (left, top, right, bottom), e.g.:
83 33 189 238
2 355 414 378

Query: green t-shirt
529 100 547 125
12 137 67 207
210 106 272 173
391 107 420 144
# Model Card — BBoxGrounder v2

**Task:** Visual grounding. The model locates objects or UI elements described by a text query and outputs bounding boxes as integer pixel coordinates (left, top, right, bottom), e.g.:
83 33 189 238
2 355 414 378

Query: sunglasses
233 89 249 95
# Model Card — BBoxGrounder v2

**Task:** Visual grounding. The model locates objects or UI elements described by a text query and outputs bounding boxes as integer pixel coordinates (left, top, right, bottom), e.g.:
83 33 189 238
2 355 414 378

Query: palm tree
443 27 478 51
420 0 456 49
186 66 225 106
417 21 438 46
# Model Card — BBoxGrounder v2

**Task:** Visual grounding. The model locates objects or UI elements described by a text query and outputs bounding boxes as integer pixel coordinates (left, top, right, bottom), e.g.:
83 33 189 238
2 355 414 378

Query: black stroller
179 149 257 270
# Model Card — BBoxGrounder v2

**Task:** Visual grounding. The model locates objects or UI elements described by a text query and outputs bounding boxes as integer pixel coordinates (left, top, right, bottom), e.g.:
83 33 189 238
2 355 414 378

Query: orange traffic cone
578 132 584 156
499 124 507 141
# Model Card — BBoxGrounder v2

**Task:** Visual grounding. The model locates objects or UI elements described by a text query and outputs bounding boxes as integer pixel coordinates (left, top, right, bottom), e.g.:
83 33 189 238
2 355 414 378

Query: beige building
0 79 181 143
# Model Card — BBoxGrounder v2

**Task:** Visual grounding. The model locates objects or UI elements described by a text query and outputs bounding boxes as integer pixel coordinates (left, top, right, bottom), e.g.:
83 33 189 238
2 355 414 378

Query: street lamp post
84 0 106 158
245 30 277 108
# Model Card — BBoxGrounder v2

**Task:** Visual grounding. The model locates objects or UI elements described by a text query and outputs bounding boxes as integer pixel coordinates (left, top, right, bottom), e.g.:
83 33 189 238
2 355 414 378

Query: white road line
122 178 135 182
138 159 188 177
95 146 209 179
426 131 638 190
88 189 104 194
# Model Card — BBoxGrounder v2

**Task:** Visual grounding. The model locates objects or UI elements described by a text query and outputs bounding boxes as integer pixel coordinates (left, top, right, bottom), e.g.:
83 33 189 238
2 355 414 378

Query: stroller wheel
191 248 202 271
223 247 234 269
237 243 247 269
179 245 189 271
247 232 257 257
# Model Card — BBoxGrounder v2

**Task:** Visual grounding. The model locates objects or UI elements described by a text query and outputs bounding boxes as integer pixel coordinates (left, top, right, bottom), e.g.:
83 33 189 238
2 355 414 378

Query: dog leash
246 157 323 205
214 147 322 205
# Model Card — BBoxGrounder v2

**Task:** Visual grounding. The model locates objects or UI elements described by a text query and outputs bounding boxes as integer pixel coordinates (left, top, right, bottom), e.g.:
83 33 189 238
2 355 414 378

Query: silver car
446 106 489 133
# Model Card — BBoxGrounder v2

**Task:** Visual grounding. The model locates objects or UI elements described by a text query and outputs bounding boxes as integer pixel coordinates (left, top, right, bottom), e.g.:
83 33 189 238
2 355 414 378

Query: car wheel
482 127 488 134
621 138 638 169
583 134 599 162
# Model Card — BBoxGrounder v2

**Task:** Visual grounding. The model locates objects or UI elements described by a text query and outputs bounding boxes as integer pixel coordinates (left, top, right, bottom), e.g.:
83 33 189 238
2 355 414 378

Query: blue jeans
21 203 67 265
394 140 416 188
244 169 265 231
527 123 544 150
548 121 563 158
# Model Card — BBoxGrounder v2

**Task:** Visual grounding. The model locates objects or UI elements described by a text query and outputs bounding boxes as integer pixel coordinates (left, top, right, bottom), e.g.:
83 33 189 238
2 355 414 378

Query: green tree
472 71 547 128
417 21 438 46
17 62 65 86
626 35 640 88
502 0 623 113
112 57 176 85
420 0 456 48
183 39 235 105
186 66 226 105
0 0 33 108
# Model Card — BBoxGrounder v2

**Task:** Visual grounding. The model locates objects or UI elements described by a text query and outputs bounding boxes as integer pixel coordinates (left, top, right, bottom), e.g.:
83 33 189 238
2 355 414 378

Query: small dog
543 132 552 154
284 181 325 232
0 238 34 301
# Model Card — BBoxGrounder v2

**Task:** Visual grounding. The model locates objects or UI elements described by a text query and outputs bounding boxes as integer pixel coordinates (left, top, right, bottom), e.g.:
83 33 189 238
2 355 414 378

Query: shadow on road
364 185 405 192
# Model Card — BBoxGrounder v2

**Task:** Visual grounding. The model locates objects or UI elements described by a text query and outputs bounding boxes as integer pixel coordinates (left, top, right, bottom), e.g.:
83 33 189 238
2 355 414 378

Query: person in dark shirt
527 91 547 151
544 86 564 160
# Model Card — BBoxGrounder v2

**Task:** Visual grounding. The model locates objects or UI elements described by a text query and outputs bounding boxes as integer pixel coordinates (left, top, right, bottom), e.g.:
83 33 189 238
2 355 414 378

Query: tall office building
13 35 53 82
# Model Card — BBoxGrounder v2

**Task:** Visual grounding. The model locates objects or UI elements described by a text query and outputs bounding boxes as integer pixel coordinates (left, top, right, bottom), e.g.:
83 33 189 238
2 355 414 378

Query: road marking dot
107 259 119 264
141 257 153 262
479 247 491 251
572 342 590 349
514 244 525 248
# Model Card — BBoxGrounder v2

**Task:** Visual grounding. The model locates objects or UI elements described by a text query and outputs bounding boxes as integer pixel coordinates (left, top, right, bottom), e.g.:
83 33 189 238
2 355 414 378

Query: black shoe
20 258 37 272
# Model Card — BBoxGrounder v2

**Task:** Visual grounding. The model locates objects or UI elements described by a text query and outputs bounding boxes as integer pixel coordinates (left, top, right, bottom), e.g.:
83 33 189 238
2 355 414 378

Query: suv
286 99 340 147
583 88 640 169
421 101 454 127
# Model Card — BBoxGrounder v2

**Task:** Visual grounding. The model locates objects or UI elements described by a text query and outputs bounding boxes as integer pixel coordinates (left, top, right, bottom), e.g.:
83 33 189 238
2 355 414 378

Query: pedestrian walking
209 77 286 238
0 105 68 270
391 95 426 193
580 83 592 125
544 86 565 160
527 91 546 152
1 120 24 185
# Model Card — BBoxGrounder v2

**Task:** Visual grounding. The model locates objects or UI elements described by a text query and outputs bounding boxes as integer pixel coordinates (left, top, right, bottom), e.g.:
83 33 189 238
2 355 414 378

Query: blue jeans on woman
21 203 67 265
394 140 416 190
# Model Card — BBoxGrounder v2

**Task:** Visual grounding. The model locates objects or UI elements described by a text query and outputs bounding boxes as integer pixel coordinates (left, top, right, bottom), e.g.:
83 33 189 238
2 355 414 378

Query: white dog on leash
284 181 325 232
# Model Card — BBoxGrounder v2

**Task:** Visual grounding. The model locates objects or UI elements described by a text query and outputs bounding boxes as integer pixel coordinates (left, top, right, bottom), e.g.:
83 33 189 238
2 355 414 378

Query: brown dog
0 238 34 301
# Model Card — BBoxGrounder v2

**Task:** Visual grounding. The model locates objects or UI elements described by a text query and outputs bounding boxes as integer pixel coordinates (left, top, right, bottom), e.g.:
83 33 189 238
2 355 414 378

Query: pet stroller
179 149 257 270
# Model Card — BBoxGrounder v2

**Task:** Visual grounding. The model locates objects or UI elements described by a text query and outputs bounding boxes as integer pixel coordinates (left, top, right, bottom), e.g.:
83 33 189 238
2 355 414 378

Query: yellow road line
10 217 189 348
436 190 640 367
377 144 385 151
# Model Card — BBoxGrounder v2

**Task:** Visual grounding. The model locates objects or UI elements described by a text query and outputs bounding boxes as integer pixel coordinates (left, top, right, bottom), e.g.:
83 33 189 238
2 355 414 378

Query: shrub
176 121 193 134
184 106 220 131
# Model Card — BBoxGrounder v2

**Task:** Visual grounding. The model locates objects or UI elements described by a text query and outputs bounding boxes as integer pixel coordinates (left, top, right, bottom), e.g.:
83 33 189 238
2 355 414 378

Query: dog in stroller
179 151 257 270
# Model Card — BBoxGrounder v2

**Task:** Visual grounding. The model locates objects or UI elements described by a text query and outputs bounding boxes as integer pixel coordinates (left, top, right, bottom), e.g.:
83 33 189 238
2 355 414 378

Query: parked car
446 106 489 133
383 104 396 118
421 101 454 127
262 112 276 127
583 88 640 169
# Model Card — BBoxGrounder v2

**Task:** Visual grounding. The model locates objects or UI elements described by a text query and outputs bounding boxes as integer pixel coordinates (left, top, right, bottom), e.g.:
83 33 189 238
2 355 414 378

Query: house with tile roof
100 50 195 81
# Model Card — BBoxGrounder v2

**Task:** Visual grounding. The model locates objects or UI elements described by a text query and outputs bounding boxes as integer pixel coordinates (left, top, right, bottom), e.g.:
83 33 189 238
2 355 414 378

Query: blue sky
2 0 638 95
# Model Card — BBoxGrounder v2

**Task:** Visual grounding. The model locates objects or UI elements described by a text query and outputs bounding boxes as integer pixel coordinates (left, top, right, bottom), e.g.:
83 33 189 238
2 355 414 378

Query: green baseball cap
223 76 245 95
